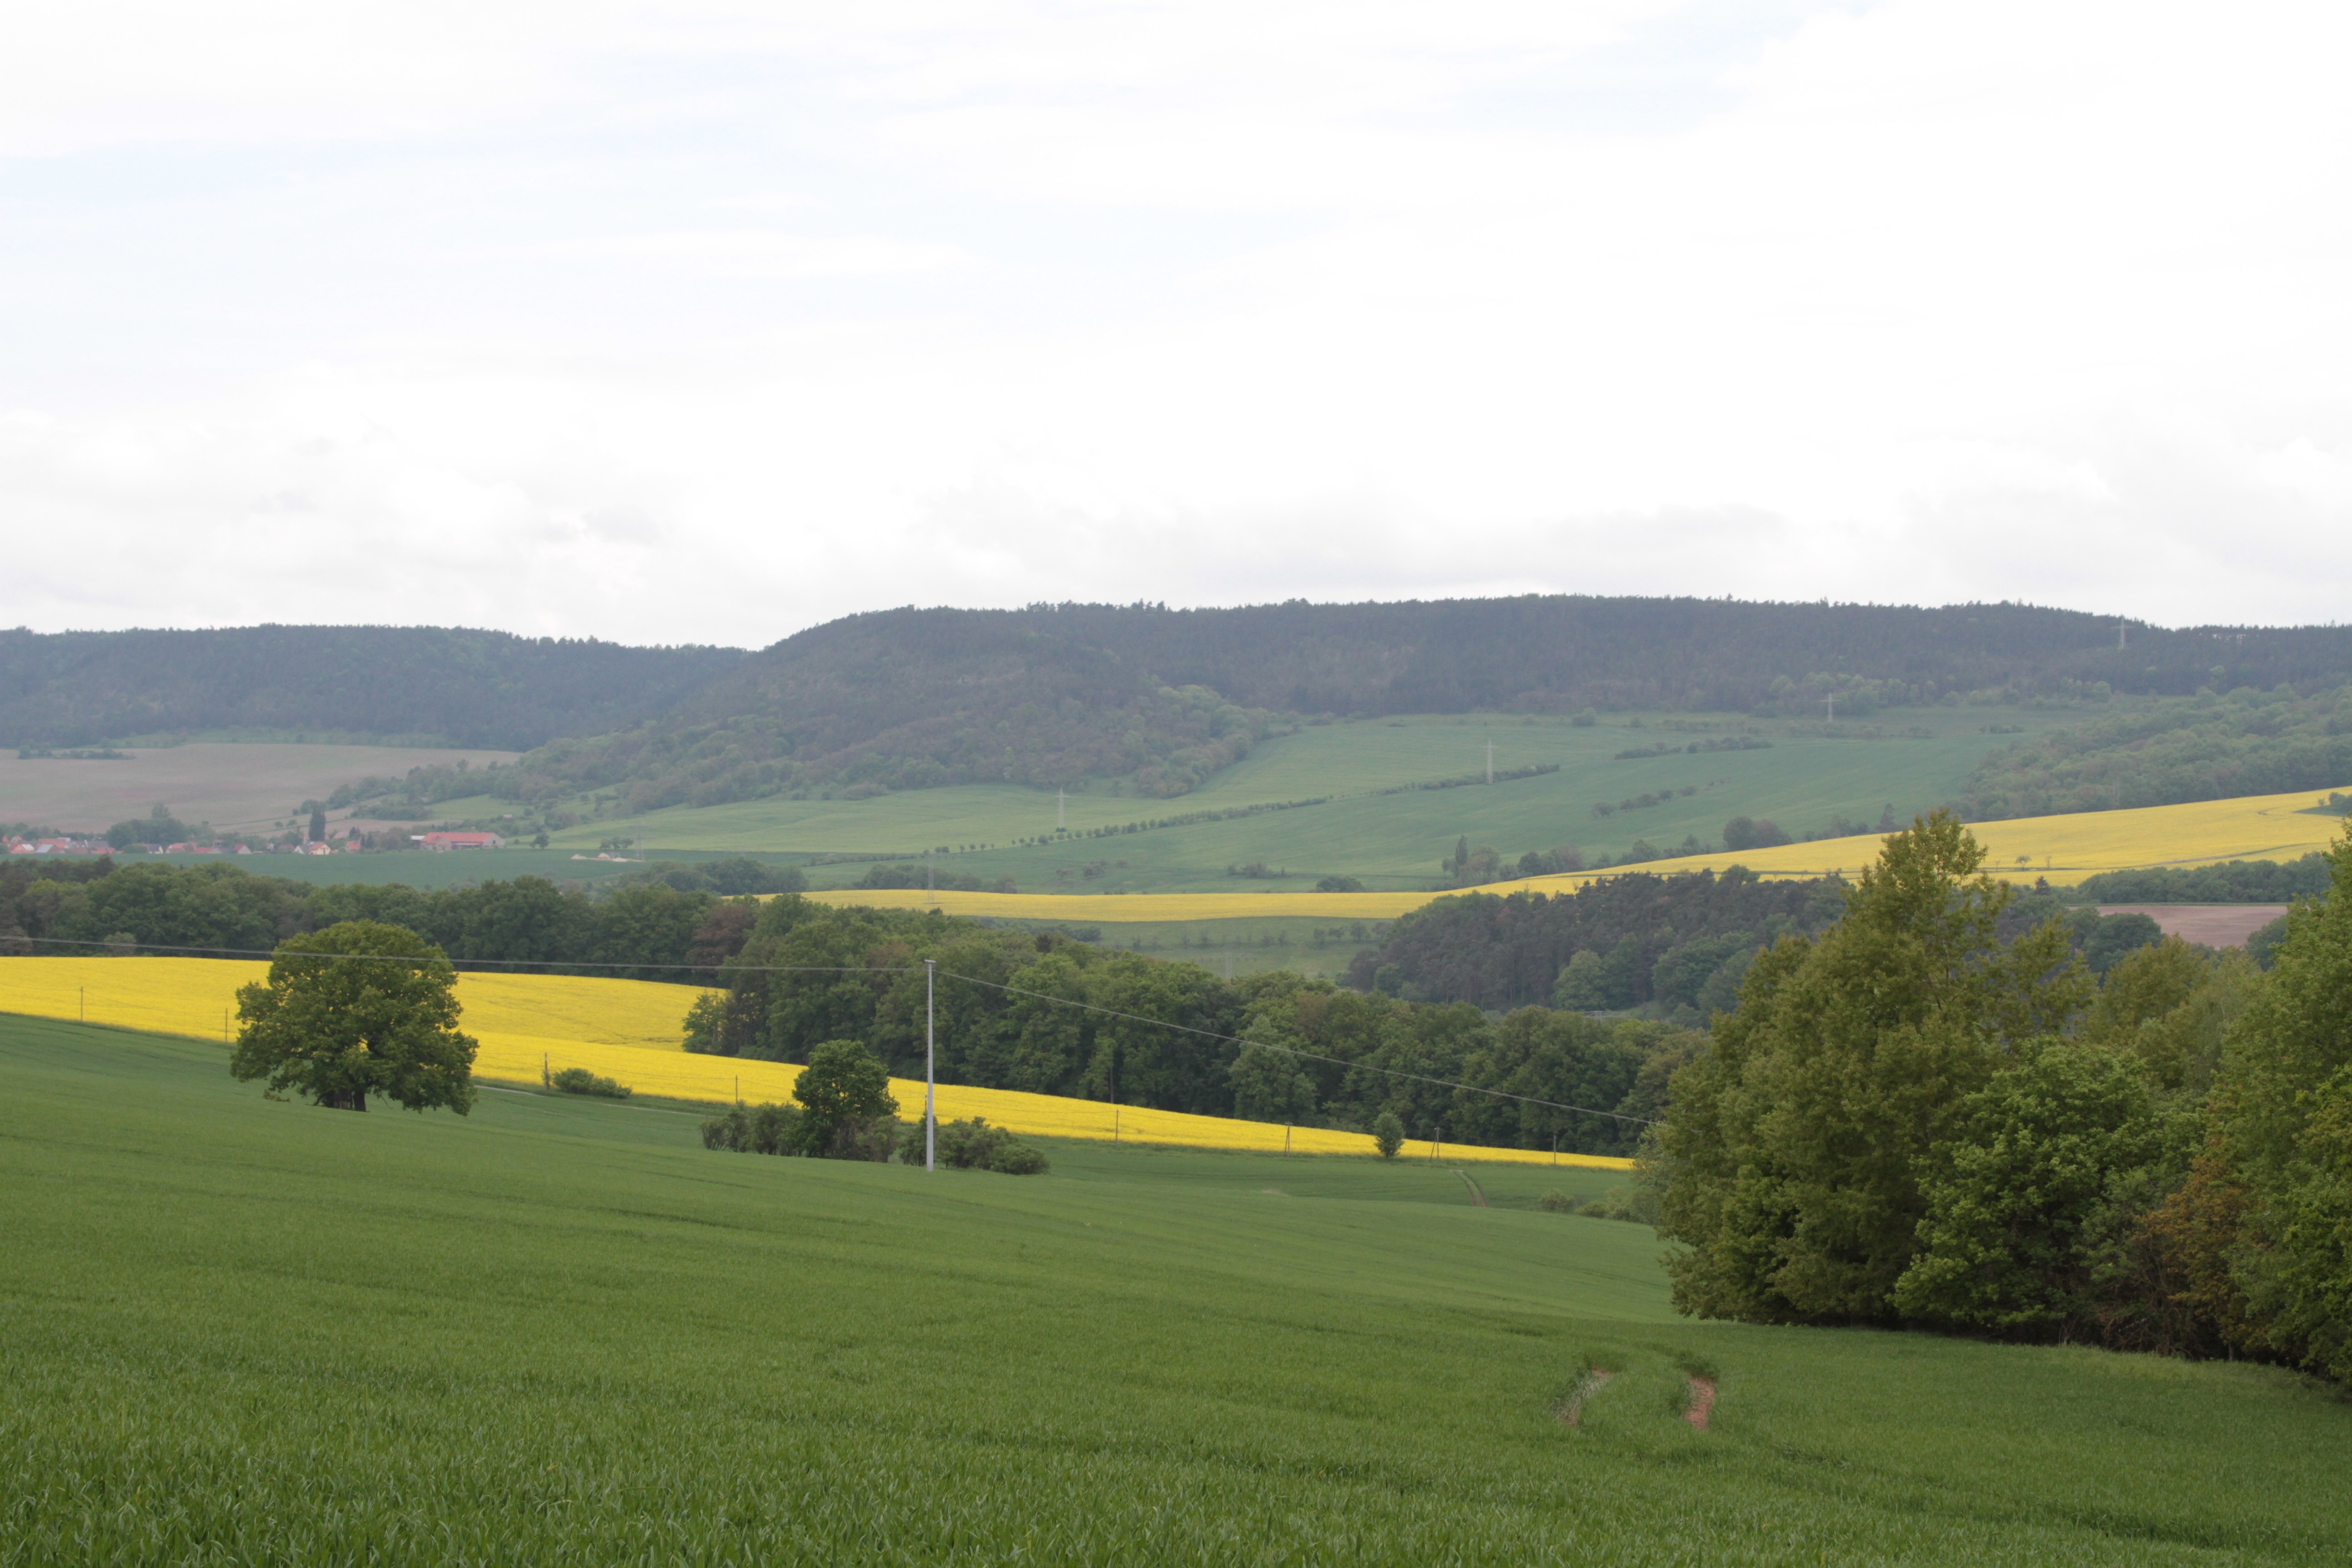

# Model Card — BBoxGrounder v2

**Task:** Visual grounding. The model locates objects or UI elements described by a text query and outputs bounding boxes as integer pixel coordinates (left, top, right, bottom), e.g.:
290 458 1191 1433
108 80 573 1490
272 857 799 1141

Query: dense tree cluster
683 895 1691 1156
1961 687 2352 819
1655 813 2352 1384
0 625 740 750
0 858 760 980
506 668 1275 813
2075 854 2334 904
1350 867 2171 1014
1345 872 1849 1013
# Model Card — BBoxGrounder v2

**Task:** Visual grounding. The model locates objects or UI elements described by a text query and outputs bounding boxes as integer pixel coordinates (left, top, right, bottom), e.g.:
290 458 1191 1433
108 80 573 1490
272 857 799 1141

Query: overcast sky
4 1 2347 648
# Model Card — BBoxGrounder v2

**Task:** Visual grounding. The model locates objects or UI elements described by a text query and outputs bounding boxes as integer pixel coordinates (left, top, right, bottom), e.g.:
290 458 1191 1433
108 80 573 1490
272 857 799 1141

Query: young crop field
4 1013 2347 1566
542 705 2092 892
0 956 1605 1166
807 786 2352 924
0 740 519 835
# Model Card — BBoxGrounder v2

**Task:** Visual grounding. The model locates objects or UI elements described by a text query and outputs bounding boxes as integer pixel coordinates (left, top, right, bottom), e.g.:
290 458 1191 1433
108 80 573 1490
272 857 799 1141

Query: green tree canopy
791 1039 899 1156
230 921 477 1113
2214 831 2352 1379
1656 810 2087 1324
1228 1044 1315 1124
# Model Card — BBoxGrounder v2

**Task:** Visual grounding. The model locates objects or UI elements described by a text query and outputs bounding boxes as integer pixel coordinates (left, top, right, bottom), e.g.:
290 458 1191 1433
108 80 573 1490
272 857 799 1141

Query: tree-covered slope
0 625 744 751
24 599 2352 813
502 598 2352 811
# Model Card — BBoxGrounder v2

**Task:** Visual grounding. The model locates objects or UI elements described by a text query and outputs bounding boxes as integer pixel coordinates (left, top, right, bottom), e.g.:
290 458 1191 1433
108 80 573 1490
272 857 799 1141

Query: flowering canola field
808 787 2352 921
0 956 1624 1170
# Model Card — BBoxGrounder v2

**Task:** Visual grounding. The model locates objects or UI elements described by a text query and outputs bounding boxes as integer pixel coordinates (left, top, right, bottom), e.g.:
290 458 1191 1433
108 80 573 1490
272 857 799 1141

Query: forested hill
0 627 745 751
20 599 2352 808
501 598 2352 811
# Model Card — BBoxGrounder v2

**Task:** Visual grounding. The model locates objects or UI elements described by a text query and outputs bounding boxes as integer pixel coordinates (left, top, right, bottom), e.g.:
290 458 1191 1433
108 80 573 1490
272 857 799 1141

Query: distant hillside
20 600 2352 814
500 598 2352 810
0 627 745 752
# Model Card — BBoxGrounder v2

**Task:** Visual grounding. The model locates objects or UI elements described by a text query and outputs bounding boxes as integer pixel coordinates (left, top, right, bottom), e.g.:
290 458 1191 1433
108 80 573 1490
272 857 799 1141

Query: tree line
681 894 1695 1157
1655 812 2352 1385
0 625 741 751
0 858 764 979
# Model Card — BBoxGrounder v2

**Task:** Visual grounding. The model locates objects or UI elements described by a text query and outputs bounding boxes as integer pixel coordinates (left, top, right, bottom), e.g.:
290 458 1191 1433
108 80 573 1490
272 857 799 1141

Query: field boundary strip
0 956 1633 1171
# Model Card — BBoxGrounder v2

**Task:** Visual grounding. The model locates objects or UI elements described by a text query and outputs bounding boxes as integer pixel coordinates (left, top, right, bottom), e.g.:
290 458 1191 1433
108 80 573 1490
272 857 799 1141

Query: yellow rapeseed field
0 956 1626 1171
809 788 2352 922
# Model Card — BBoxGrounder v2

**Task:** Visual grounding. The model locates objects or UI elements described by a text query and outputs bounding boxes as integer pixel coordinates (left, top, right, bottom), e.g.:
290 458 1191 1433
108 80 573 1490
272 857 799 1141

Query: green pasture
553 706 2088 894
5 1014 2347 1565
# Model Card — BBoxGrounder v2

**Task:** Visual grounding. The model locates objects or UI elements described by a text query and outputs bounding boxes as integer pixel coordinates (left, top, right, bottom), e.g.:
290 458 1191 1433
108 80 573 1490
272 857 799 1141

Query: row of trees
1656 813 2352 1383
681 895 1695 1156
0 858 762 979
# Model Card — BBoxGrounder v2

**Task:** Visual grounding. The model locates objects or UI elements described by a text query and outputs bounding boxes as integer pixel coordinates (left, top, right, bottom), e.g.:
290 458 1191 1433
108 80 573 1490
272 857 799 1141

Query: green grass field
5 1012 2347 1565
550 706 2091 895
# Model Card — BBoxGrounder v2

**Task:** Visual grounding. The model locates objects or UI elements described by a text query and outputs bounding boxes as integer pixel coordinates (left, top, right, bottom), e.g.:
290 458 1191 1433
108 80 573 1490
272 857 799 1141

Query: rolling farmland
805 785 2352 921
0 741 520 835
0 956 1615 1167
4 1012 2347 1565
541 705 2093 890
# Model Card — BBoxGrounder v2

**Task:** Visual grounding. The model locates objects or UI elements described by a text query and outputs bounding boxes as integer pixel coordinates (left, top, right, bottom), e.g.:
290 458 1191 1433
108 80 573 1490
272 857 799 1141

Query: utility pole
1056 788 1066 832
925 848 933 892
1824 692 1836 723
924 959 936 1172
1484 739 1494 784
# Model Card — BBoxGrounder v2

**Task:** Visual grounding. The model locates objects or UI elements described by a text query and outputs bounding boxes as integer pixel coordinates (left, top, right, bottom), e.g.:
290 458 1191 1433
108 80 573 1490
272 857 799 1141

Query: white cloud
1 0 2347 645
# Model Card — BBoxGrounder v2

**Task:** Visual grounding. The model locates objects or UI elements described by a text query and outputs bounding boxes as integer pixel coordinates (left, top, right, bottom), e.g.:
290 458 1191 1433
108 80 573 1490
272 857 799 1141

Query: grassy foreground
5 1017 2349 1566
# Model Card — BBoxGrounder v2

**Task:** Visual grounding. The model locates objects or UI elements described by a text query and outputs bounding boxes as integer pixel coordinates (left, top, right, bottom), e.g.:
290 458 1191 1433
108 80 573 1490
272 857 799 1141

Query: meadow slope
3 1015 2347 1566
546 706 2092 888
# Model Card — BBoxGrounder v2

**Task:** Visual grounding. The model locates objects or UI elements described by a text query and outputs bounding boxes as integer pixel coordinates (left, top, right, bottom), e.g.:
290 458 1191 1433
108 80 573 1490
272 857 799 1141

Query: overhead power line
939 969 1656 1126
17 935 1656 1127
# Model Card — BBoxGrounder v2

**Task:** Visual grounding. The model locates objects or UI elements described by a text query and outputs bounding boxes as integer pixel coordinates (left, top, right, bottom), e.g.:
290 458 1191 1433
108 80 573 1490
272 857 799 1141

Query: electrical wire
939 967 1657 1126
12 934 1655 1127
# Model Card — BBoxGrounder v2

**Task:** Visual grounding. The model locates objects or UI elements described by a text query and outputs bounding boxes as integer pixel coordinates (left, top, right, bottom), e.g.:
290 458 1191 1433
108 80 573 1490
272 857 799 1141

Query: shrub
699 1101 804 1155
899 1117 1050 1175
1372 1110 1405 1160
1536 1189 1578 1213
549 1067 630 1099
1316 875 1365 893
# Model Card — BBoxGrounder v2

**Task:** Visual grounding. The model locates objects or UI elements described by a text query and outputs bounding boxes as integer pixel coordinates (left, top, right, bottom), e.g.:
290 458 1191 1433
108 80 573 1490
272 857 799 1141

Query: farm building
415 831 505 852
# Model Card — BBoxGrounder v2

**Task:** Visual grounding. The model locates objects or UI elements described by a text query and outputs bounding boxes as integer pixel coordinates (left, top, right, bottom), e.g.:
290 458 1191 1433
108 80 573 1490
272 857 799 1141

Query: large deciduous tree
231 921 477 1112
1656 810 2087 1323
791 1039 899 1158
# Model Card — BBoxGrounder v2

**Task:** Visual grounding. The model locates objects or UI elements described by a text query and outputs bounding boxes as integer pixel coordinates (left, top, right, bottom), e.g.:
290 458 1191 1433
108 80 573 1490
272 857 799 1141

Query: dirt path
1684 1376 1716 1431
1558 1369 1614 1426
2097 904 2286 947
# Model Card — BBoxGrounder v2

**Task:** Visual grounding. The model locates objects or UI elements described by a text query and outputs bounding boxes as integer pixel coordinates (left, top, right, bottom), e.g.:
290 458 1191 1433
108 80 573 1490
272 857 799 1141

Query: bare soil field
2096 904 2290 947
0 743 519 833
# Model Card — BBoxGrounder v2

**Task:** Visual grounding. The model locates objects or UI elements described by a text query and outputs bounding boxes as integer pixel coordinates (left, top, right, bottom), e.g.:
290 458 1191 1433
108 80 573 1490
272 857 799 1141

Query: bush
699 1101 804 1155
1372 1110 1405 1160
1316 875 1365 893
549 1067 630 1099
898 1117 1050 1175
1536 1189 1578 1213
